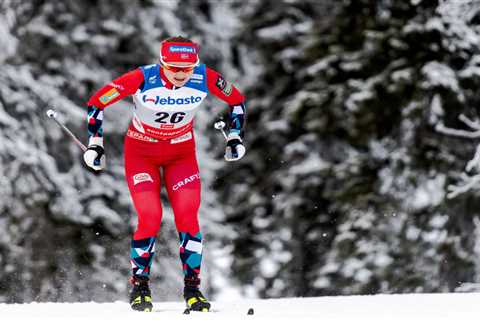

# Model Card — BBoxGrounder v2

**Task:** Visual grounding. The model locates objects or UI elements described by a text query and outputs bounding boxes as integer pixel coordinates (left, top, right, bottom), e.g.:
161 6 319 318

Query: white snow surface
2 293 480 320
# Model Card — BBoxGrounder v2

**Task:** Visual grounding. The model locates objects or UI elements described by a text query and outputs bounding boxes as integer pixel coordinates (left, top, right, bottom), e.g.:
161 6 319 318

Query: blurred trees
2 0 480 303
215 0 480 297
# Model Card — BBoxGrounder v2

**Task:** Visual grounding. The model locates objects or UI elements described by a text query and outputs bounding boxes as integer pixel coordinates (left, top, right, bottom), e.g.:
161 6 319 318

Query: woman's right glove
83 137 105 171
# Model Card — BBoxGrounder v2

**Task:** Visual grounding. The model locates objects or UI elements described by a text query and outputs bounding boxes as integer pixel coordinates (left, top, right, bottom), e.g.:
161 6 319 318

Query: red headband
160 41 200 66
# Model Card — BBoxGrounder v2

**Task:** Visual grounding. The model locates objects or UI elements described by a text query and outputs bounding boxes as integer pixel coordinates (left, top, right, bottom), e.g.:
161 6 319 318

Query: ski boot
129 276 153 312
184 277 211 312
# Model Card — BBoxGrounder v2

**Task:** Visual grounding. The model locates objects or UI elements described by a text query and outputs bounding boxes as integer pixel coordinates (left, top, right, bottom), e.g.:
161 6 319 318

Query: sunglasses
161 63 196 73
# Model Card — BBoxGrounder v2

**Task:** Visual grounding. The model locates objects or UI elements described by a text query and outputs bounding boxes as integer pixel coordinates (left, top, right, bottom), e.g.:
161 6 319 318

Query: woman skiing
83 36 246 312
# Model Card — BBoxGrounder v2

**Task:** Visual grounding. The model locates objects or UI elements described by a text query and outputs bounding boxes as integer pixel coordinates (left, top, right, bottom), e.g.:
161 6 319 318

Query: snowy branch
466 144 480 172
435 116 480 139
446 172 480 199
436 114 480 198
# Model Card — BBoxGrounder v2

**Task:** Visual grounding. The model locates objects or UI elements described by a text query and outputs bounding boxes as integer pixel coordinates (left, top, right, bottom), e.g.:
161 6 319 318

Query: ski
182 307 255 315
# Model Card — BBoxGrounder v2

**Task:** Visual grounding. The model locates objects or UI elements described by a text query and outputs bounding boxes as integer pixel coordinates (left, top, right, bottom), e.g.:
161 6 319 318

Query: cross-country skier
83 36 246 312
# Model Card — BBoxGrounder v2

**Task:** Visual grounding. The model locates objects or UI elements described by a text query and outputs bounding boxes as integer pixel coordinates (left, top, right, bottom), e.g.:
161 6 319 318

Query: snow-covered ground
2 293 480 320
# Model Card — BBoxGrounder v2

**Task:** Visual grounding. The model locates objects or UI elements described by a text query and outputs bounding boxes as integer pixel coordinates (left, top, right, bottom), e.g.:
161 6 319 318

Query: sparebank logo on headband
169 46 196 53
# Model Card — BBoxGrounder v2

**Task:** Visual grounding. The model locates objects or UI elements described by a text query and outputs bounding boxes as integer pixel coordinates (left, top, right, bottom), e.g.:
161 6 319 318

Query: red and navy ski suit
87 63 245 279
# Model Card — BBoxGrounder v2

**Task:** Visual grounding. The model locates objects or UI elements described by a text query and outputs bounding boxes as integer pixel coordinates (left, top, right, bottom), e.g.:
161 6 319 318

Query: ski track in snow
1 293 480 320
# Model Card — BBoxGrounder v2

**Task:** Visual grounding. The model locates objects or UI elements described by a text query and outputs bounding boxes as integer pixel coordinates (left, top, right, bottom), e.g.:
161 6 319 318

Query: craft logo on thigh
133 173 154 185
172 173 200 191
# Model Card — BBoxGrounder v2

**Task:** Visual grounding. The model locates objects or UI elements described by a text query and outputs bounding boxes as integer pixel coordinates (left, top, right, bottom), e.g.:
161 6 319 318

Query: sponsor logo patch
216 75 226 90
172 173 200 191
126 129 158 142
216 75 232 96
108 82 125 91
169 46 196 53
99 88 120 105
142 95 160 104
171 132 192 144
190 74 204 80
222 82 233 96
133 173 154 185
148 75 157 84
141 95 202 105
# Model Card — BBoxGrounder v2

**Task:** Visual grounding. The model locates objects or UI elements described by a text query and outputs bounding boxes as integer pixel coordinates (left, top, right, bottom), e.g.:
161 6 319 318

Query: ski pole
46 108 88 152
214 120 228 140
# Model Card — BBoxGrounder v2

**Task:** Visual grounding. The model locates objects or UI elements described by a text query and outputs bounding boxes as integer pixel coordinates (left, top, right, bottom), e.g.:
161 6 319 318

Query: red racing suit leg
124 131 201 239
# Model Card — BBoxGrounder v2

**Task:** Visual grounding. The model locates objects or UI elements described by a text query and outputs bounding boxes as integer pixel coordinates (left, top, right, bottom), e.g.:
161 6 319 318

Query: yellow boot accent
187 297 198 306
131 296 153 312
131 297 141 305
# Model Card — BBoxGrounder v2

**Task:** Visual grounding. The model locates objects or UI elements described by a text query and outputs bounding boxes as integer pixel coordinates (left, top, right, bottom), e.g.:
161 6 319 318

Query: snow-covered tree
4 0 480 303
0 0 243 302
214 0 480 297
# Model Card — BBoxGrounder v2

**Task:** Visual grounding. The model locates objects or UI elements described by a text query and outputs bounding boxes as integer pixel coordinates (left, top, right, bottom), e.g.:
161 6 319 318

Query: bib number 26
155 112 186 124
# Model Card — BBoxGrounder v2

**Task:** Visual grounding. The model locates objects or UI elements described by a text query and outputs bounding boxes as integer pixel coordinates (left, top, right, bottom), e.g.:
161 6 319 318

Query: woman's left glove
224 133 246 162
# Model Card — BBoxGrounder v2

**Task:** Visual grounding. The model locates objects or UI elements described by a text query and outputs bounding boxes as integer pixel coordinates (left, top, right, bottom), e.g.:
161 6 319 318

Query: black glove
83 137 105 171
224 133 246 161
